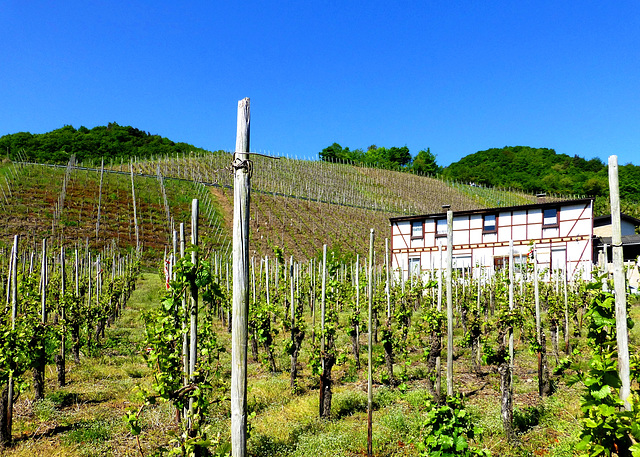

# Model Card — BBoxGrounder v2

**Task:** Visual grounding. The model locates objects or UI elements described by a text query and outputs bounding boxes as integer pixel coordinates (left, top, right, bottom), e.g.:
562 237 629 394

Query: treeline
0 123 208 165
319 143 441 175
441 146 640 203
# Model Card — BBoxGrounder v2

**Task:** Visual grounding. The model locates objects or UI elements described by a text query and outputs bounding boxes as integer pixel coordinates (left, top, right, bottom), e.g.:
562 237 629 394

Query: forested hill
0 123 208 164
442 146 640 203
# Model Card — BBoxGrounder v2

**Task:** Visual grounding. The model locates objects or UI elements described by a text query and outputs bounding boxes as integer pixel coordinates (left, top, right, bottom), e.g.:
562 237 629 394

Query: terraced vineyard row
121 152 543 215
212 186 392 261
0 163 229 260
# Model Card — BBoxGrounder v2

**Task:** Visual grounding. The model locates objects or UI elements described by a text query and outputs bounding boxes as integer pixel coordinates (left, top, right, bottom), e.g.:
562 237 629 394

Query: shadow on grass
12 424 74 443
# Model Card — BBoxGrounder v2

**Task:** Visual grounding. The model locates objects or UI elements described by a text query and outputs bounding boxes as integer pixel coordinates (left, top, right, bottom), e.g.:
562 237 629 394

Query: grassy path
5 272 173 457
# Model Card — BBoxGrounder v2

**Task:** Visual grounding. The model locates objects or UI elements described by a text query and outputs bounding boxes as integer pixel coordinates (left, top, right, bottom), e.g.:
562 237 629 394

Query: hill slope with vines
0 153 561 261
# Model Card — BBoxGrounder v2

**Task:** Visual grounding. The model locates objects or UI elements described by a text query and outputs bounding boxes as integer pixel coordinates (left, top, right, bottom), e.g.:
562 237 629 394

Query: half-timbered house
389 198 594 282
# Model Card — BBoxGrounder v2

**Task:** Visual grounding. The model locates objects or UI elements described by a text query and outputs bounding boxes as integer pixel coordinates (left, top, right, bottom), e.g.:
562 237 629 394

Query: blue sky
1 1 638 166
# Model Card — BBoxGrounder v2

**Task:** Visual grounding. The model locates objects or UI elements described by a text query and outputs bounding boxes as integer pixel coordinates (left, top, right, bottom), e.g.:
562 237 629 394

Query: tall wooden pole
436 244 442 397
41 239 48 323
609 155 630 410
188 199 199 421
385 238 391 318
130 163 140 253
96 158 104 241
58 247 66 387
367 229 374 457
446 210 454 397
7 235 18 443
533 244 540 344
321 244 327 370
508 240 514 386
231 97 251 457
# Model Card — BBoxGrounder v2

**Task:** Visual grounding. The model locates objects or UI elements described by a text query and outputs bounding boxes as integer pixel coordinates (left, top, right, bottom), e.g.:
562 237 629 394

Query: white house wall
390 200 594 282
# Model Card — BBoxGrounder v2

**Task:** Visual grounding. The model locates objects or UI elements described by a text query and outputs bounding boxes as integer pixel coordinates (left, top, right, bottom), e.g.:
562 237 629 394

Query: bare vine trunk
0 386 9 447
498 329 514 441
350 314 361 370
382 319 395 384
538 330 552 397
33 324 46 401
72 322 81 363
550 319 559 364
319 334 336 419
424 332 442 402
250 331 259 363
290 327 305 392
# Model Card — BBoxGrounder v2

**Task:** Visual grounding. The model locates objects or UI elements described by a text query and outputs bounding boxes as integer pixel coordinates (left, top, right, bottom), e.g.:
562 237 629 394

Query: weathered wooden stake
57 247 66 387
385 238 391 318
6 235 18 444
508 240 514 384
96 158 104 240
367 229 374 457
446 210 453 397
188 199 199 422
231 97 251 457
609 155 631 410
130 163 140 253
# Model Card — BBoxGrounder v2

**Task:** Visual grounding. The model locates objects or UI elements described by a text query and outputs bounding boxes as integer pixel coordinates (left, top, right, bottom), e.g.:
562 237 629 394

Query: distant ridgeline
0 123 209 165
442 146 640 211
319 143 640 218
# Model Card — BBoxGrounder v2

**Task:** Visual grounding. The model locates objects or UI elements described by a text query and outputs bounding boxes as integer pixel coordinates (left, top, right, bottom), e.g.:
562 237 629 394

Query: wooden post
319 244 327 416
130 163 140 254
231 97 251 457
289 255 295 389
563 267 570 354
609 155 630 410
508 240 514 383
321 244 327 370
6 235 18 444
534 244 540 344
57 247 66 387
446 210 454 397
436 244 442 397
96 158 104 241
41 239 48 323
385 238 391 318
367 229 374 457
180 223 188 418
188 199 199 421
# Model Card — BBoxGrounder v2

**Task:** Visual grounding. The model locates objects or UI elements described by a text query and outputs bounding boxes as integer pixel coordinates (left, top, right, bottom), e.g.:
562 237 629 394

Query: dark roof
593 214 640 227
389 198 594 223
594 234 640 247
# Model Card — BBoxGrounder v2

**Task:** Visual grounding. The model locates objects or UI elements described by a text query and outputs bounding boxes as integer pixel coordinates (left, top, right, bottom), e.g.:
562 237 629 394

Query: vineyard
1 153 564 263
1 152 638 457
2 225 639 456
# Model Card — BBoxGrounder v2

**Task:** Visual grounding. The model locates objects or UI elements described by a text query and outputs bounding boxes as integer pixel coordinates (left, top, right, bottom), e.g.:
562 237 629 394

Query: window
409 257 421 278
483 214 497 233
543 208 559 227
436 218 447 237
494 255 527 273
493 256 508 271
453 255 472 277
411 221 423 239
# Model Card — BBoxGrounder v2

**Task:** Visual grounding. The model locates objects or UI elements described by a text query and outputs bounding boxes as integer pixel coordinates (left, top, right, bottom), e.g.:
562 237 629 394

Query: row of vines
118 152 547 215
138 213 640 455
0 236 140 448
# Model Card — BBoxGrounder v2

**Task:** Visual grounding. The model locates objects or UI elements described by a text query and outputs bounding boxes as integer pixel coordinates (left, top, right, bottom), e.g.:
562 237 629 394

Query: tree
411 148 440 175
319 143 345 163
386 146 411 167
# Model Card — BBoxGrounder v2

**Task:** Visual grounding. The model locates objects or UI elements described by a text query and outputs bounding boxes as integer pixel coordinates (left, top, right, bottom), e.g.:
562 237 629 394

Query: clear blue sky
1 1 638 167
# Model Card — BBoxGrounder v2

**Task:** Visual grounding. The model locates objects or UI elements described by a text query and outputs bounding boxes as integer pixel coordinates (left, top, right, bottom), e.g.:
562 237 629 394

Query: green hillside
441 146 640 217
7 126 630 261
0 123 208 165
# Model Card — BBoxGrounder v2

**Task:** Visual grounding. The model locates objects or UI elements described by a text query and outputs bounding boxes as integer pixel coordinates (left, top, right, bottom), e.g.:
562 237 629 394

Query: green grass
5 269 598 457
